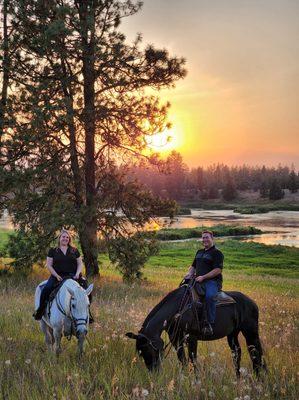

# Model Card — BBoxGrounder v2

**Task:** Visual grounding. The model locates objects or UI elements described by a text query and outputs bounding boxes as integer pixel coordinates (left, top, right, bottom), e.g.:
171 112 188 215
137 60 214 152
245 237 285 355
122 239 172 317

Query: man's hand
184 265 195 279
73 273 80 280
195 275 205 283
56 274 63 282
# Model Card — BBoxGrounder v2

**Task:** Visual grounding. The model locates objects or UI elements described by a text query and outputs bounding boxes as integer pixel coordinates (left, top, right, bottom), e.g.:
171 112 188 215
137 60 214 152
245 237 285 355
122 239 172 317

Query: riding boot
33 302 47 320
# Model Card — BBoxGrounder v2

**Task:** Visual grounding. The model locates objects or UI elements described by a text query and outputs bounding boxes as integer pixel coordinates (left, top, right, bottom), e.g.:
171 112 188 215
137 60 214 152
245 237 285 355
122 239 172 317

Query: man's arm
184 265 195 279
195 268 221 283
196 250 223 282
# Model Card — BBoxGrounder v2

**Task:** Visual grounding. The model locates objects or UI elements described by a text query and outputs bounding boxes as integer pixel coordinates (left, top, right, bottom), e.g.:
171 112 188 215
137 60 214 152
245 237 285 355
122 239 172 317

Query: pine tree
259 181 268 198
288 171 298 193
222 174 237 201
3 0 186 277
269 179 284 200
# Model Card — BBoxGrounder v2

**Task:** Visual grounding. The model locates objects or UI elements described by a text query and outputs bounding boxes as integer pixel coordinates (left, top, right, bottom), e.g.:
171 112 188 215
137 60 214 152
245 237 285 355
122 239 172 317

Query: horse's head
126 332 164 371
67 283 93 338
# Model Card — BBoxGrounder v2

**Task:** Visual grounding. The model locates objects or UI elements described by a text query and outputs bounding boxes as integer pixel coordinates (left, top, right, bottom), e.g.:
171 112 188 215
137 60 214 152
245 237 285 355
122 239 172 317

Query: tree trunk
79 1 99 276
0 0 9 144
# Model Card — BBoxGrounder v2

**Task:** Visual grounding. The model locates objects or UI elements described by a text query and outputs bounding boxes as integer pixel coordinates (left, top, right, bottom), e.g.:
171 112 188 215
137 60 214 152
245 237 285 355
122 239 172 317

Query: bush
108 232 159 281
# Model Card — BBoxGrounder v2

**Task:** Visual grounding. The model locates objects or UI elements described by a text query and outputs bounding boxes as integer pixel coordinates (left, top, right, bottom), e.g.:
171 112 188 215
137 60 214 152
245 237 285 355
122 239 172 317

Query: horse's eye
72 304 75 308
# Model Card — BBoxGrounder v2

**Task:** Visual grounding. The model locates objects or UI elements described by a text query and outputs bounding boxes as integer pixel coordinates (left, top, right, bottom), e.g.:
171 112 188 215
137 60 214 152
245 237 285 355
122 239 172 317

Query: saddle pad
215 291 236 306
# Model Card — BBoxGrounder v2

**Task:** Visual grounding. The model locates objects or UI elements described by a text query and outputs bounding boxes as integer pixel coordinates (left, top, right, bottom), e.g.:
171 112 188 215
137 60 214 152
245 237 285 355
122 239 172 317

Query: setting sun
145 127 182 154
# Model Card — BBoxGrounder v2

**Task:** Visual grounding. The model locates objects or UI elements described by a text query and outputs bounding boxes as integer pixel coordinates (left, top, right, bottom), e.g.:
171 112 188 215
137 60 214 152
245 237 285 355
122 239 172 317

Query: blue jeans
203 280 219 324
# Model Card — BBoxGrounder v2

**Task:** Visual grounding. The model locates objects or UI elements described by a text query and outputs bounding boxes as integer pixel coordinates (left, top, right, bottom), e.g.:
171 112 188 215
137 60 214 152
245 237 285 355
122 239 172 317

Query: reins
53 283 89 338
162 281 195 358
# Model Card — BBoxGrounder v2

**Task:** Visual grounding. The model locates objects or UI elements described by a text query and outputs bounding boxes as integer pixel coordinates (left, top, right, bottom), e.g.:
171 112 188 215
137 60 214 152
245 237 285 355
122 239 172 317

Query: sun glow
145 127 181 154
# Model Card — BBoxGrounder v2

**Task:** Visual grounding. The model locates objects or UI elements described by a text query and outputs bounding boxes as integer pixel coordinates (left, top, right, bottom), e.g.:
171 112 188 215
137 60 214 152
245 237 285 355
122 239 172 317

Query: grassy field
0 239 298 399
151 226 262 241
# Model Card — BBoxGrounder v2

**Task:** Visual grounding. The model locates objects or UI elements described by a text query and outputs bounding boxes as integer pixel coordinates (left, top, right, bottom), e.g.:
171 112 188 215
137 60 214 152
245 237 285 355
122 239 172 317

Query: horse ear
67 287 75 297
85 284 94 296
126 332 138 340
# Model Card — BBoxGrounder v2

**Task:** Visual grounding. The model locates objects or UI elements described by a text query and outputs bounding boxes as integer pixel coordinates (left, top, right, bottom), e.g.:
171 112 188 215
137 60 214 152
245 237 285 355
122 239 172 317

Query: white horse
34 278 93 356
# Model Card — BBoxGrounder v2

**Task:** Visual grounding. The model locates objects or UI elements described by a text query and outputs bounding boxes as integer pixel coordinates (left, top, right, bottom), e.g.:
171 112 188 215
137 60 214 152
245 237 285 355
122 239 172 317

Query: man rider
184 230 224 336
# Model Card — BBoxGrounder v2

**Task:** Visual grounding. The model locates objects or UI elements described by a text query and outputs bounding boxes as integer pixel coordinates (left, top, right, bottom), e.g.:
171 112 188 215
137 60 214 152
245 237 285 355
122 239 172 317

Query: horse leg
227 332 241 378
187 336 197 364
242 328 267 377
176 341 187 365
53 327 63 356
77 333 86 357
40 320 54 352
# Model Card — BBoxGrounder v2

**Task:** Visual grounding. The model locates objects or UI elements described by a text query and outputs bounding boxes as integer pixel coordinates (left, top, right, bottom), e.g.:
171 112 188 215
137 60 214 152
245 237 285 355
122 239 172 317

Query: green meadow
0 233 298 399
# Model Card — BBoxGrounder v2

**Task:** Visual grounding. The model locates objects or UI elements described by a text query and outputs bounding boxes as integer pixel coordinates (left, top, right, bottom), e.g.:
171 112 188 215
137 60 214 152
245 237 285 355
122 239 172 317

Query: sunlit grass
0 239 298 399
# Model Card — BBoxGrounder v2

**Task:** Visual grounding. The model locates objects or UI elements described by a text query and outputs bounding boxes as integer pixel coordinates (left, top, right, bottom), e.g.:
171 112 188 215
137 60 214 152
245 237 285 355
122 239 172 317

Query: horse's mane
140 286 185 332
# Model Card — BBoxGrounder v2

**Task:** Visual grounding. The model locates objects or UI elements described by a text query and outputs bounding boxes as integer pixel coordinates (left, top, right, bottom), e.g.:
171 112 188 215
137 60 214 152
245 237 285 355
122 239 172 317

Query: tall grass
1 240 298 399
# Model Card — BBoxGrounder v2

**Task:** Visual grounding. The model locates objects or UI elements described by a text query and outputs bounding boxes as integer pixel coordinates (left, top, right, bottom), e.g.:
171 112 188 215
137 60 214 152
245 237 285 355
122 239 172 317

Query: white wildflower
141 388 149 397
5 360 11 365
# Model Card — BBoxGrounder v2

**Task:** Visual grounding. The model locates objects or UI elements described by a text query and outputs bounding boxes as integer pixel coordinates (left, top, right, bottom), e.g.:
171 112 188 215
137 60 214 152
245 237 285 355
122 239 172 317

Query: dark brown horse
126 282 267 377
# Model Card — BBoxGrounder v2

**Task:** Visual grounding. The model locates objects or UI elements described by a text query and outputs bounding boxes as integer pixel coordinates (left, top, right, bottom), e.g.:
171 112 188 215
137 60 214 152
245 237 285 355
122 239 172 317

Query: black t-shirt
192 245 224 287
47 246 80 276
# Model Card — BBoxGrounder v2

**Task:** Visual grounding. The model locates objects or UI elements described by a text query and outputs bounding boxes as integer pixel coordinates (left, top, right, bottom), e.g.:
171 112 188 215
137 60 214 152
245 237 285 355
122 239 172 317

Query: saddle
39 276 89 302
191 284 236 306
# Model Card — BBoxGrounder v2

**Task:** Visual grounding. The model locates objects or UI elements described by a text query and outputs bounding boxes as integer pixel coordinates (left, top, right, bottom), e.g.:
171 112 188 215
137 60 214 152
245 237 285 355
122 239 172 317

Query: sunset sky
122 0 299 168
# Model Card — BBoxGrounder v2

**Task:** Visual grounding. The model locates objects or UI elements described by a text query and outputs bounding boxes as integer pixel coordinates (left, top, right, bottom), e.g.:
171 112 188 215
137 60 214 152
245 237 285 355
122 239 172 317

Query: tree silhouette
2 0 186 276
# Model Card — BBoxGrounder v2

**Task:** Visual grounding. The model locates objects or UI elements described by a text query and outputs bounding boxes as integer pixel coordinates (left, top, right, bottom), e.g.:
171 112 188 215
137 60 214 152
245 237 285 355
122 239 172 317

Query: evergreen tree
288 170 298 193
222 174 237 201
2 0 186 277
269 179 284 200
259 181 268 198
207 184 219 199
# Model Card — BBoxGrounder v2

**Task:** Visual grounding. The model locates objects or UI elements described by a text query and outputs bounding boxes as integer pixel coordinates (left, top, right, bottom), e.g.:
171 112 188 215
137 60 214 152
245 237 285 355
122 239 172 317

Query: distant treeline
128 151 299 201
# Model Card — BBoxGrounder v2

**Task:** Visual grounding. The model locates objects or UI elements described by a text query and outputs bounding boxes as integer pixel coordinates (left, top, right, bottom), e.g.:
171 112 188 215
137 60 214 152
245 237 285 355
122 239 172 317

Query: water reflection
157 209 299 248
1 208 299 247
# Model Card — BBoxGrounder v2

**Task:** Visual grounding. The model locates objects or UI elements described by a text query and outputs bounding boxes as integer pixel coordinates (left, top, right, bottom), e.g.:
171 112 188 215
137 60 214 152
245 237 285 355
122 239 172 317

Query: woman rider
33 229 92 321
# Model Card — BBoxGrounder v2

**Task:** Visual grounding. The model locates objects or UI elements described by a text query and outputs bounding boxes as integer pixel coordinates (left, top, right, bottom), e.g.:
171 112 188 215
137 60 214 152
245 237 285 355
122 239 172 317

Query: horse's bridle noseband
137 333 161 352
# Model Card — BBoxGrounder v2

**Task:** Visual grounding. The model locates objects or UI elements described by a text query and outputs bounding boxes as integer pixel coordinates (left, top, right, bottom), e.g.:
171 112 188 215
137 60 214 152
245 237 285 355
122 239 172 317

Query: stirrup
202 323 214 336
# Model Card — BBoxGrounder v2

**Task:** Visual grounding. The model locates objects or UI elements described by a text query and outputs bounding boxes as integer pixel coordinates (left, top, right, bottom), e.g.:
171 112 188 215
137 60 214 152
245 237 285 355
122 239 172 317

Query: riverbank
150 225 262 241
179 190 299 214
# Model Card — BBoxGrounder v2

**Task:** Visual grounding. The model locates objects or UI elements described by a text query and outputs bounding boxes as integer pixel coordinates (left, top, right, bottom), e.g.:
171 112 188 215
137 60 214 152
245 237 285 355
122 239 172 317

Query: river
1 209 299 248
159 209 299 248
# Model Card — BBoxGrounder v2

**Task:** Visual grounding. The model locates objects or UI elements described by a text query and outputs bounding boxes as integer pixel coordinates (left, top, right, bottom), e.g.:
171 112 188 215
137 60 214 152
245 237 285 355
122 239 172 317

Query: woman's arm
74 256 83 279
46 257 62 281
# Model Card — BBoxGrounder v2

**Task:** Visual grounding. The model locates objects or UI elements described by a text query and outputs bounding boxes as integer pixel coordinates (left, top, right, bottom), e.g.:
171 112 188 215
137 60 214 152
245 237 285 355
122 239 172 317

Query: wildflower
25 359 31 364
210 352 215 357
141 388 149 397
5 360 11 365
209 391 215 398
132 386 140 396
244 396 251 400
240 367 248 376
167 379 175 392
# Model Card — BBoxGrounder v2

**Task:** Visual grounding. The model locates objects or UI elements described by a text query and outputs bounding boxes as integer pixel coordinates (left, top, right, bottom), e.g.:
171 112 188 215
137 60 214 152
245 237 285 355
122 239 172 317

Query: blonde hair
57 229 72 247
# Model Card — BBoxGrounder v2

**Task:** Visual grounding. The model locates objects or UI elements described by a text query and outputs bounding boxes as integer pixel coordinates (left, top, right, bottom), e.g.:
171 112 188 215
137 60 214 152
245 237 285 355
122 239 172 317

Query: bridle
55 288 89 336
137 281 195 358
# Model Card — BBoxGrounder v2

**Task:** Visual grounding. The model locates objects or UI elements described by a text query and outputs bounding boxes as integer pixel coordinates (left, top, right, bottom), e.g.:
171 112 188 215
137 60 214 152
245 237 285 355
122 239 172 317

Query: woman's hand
195 275 204 283
55 274 63 282
73 273 80 280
